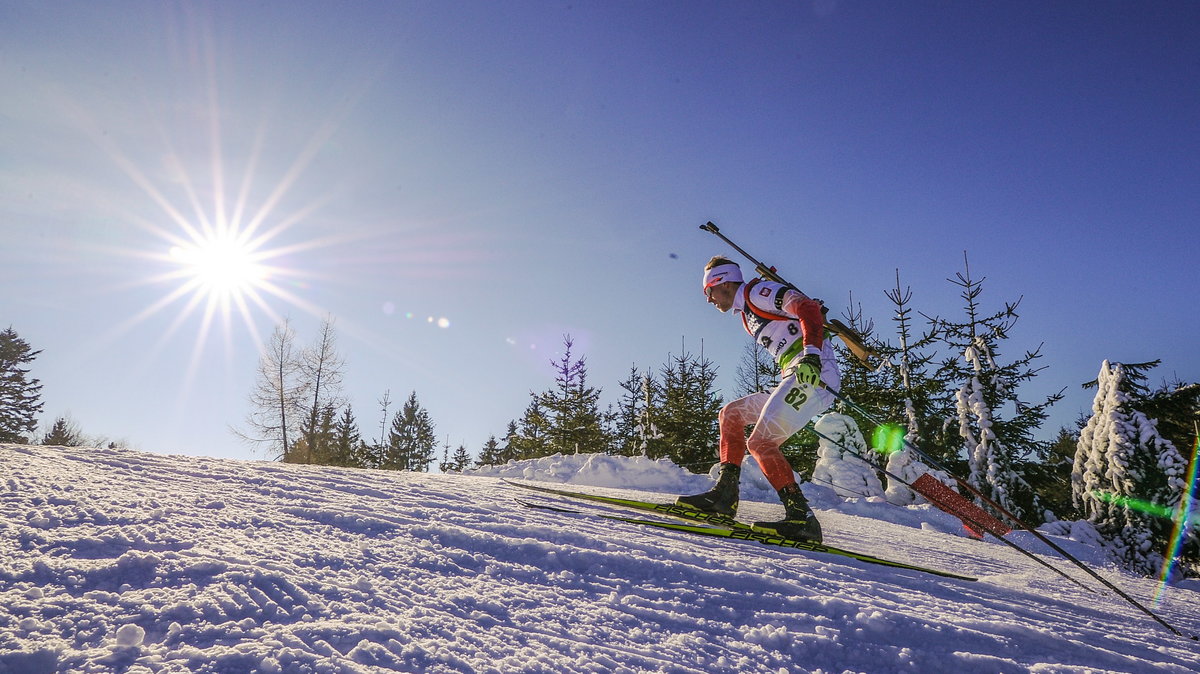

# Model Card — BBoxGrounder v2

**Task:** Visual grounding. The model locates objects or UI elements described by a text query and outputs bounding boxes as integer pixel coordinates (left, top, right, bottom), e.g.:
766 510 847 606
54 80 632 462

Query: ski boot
676 463 740 516
752 483 823 543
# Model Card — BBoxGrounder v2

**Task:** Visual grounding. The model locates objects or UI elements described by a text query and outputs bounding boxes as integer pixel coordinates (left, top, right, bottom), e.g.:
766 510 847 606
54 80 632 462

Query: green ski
502 478 744 528
505 480 976 582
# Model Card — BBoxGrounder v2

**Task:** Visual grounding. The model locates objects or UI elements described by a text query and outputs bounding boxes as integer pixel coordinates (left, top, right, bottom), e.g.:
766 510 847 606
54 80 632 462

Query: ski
502 478 745 528
504 480 976 581
515 498 976 581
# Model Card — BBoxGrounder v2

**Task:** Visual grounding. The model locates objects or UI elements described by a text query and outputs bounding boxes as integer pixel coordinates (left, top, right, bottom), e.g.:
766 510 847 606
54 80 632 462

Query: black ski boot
676 463 740 516
753 483 823 543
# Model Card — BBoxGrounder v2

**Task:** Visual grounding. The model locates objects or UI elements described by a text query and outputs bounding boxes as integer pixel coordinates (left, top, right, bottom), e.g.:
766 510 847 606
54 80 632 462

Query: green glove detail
795 353 822 388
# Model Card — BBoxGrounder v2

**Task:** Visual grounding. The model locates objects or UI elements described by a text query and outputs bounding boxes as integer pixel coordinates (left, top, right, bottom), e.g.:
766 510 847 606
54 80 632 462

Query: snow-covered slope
2 444 1198 673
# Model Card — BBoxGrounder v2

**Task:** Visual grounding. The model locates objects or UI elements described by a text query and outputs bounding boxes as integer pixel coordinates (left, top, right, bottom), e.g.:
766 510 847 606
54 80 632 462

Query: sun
169 231 267 300
73 4 413 375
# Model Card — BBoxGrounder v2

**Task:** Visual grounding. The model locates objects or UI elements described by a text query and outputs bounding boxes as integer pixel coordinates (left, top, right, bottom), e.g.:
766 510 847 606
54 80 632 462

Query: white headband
702 263 743 290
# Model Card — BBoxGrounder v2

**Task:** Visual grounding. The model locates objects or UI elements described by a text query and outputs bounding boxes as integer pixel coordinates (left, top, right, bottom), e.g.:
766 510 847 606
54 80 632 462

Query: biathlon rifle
700 221 881 365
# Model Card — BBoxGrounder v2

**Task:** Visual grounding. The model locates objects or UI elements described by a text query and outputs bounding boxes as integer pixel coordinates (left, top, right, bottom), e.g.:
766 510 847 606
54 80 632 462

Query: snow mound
467 452 784 503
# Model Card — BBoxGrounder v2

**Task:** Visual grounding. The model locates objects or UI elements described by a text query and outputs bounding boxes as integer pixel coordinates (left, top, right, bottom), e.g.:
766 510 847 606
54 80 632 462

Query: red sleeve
782 291 824 351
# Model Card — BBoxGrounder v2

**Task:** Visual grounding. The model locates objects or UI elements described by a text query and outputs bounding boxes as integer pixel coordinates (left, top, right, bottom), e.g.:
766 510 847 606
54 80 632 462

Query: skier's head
702 256 741 312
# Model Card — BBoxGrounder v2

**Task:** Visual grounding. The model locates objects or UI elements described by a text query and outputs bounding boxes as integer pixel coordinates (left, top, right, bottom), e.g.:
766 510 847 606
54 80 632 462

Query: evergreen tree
614 366 664 457
0 327 44 443
236 319 304 460
613 366 644 457
499 421 520 463
539 335 611 455
637 372 665 458
383 391 437 471
879 271 952 504
827 294 897 472
655 346 722 471
329 405 364 468
1012 424 1080 520
1073 360 1192 576
1103 363 1200 462
476 435 504 467
435 437 472 473
1026 426 1079 520
510 398 551 459
447 443 472 472
41 415 84 447
885 272 952 456
934 254 1062 523
293 403 338 465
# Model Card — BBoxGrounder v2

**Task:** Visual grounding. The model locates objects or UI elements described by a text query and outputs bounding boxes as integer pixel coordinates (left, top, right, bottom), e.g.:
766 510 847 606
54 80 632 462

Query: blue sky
2 1 1197 460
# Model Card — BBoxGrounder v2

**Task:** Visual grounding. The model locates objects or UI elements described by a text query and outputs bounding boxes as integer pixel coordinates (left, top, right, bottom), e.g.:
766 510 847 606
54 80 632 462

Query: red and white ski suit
721 280 841 491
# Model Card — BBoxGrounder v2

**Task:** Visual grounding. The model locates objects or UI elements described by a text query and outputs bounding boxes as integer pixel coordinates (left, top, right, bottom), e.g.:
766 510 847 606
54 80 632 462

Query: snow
3 444 1200 673
811 414 884 500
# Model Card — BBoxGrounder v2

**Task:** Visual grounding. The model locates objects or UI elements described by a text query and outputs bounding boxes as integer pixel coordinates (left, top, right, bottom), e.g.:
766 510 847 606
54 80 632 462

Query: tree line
477 335 723 471
234 317 454 472
234 317 726 477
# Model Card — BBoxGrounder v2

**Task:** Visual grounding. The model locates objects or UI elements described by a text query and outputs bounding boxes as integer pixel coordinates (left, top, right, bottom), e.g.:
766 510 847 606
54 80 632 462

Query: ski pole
807 426 1092 592
700 222 881 365
822 385 1193 639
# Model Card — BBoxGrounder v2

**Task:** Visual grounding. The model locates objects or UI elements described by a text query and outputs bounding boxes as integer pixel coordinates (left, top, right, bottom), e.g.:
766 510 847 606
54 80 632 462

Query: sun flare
70 8 361 385
169 232 266 298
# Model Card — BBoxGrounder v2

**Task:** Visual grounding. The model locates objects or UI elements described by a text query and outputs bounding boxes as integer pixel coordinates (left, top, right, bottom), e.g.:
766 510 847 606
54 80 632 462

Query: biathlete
677 256 841 542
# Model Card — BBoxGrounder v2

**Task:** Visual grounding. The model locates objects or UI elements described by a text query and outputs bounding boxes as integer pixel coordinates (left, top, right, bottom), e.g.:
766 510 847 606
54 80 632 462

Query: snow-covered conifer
935 254 1061 523
812 413 884 499
1073 360 1190 576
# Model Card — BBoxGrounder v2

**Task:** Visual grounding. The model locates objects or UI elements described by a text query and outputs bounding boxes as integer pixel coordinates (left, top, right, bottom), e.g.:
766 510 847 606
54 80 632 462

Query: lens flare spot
1155 431 1200 602
1090 490 1175 519
871 424 906 455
